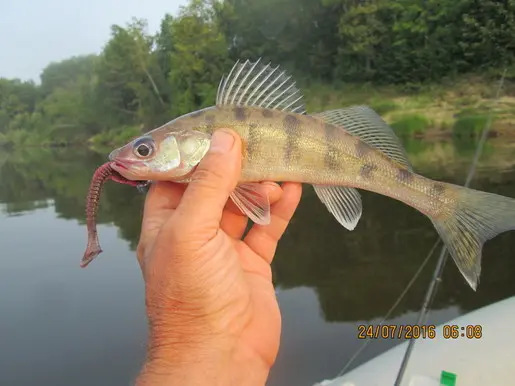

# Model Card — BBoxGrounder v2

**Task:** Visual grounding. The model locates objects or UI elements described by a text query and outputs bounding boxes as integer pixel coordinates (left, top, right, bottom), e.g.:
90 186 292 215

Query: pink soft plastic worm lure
81 162 147 268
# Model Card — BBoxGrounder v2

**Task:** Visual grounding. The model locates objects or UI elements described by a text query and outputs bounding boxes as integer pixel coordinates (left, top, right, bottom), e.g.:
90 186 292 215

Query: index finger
138 181 187 264
243 182 302 264
143 181 187 217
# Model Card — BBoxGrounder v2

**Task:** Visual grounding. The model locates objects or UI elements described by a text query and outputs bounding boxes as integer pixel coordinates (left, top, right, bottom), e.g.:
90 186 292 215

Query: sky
0 0 189 82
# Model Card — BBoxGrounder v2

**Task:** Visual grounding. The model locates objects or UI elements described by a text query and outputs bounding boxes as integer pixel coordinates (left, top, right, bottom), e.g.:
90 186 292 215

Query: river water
1 138 515 386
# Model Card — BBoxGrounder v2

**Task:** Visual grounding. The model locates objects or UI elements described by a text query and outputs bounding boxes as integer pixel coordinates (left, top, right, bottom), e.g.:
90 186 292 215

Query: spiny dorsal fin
216 59 306 114
314 106 413 171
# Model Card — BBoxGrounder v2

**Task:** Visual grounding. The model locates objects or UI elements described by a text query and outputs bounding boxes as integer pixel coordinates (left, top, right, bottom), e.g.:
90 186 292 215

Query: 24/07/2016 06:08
357 324 483 340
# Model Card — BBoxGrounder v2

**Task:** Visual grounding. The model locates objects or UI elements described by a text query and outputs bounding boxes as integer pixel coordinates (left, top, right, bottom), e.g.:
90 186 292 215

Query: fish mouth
111 160 130 171
110 160 145 178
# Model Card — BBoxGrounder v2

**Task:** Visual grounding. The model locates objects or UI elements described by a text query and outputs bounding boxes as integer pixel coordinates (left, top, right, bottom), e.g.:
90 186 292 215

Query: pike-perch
90 59 515 290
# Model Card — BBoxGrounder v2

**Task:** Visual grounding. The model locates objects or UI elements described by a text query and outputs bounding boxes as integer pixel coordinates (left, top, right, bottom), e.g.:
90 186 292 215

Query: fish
98 58 515 291
81 162 148 267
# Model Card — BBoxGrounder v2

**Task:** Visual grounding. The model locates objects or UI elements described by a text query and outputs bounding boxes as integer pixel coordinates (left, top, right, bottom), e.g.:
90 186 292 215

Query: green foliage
167 1 230 117
391 114 431 136
95 18 171 130
0 78 40 130
452 114 491 138
401 136 431 155
1 0 514 147
369 98 399 115
39 55 98 97
89 125 142 147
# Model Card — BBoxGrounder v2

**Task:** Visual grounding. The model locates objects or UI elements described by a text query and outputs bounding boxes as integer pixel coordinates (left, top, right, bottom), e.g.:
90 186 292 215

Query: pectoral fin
313 185 362 230
230 183 271 225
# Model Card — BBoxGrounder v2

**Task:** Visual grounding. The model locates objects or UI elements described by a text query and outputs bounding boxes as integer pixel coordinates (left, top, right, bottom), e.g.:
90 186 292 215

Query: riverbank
1 74 514 150
303 73 515 141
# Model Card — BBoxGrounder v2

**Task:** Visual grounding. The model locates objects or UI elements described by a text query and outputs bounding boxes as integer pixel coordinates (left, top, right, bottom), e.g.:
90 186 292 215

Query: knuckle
189 168 231 197
165 217 216 254
193 163 228 184
165 220 185 245
166 219 199 249
136 241 146 260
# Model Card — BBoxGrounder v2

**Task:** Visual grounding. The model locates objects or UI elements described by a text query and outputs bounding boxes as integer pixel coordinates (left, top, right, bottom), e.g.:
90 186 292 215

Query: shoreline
2 121 514 150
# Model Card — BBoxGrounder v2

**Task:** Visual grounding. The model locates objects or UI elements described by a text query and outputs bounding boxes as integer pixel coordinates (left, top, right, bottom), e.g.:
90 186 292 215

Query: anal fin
313 185 362 230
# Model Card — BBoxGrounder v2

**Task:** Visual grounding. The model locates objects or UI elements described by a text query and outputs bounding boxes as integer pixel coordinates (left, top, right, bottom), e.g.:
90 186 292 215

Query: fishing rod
335 240 440 377
393 68 508 386
332 68 508 384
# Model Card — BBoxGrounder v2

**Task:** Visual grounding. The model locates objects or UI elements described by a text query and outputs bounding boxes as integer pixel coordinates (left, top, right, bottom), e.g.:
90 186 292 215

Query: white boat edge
314 295 515 386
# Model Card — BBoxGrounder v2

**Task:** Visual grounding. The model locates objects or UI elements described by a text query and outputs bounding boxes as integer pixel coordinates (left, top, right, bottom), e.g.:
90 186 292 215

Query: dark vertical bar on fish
81 162 144 268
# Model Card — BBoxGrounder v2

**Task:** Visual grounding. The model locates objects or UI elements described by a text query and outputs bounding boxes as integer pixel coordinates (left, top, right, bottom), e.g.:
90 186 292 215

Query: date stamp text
357 324 483 340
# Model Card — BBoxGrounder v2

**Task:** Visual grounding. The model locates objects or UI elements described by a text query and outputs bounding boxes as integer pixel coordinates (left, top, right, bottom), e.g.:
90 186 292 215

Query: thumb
174 129 242 232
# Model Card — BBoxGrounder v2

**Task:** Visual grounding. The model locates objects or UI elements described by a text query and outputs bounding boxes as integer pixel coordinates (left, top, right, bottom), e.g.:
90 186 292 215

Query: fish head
109 121 211 182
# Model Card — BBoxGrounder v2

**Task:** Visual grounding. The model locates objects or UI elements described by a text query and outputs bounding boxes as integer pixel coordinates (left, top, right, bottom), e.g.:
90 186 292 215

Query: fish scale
181 106 379 185
82 58 515 292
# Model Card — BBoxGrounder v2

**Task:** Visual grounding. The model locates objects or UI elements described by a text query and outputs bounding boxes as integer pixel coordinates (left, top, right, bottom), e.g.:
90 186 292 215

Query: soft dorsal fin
314 106 413 171
216 59 306 114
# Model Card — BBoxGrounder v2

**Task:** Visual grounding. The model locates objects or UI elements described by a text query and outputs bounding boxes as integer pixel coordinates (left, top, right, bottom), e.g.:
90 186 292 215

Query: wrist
136 340 270 386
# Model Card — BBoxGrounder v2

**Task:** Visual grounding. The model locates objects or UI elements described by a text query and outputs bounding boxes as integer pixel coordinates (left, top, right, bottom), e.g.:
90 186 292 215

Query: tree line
1 0 514 146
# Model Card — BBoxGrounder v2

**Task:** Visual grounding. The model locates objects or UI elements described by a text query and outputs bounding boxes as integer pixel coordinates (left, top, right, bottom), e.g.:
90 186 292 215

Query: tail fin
430 184 515 290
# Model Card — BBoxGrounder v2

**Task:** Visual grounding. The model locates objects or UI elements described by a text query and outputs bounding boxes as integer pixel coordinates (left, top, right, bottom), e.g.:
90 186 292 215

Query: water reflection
1 138 515 385
0 146 145 249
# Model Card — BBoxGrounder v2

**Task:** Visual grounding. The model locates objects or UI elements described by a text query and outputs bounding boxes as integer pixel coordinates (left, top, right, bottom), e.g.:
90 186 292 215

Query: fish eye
133 137 154 158
136 144 151 157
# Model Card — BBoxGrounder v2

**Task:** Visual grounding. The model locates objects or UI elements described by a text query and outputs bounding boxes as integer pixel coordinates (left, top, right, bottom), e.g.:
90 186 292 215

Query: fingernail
210 130 235 154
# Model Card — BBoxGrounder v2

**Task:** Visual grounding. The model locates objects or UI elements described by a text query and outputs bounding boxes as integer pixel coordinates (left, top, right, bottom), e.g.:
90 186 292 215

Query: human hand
135 129 302 386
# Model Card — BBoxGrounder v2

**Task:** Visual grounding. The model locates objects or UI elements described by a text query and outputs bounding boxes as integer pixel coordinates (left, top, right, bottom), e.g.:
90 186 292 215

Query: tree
166 0 230 116
95 18 169 129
